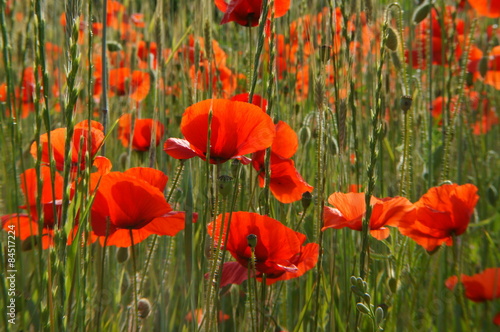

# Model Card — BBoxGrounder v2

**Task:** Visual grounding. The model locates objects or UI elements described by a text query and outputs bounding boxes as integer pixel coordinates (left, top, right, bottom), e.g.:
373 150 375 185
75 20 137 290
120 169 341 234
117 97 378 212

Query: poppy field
1 0 500 331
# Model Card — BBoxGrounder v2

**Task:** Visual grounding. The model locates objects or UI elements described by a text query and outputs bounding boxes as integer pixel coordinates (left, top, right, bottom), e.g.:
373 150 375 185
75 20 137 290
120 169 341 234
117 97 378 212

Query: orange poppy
214 0 290 27
185 309 230 326
164 99 275 164
397 183 479 252
208 212 319 285
446 268 500 302
485 46 500 90
230 92 267 111
322 192 415 240
467 0 500 17
108 68 150 102
90 167 186 247
30 120 105 172
118 114 165 151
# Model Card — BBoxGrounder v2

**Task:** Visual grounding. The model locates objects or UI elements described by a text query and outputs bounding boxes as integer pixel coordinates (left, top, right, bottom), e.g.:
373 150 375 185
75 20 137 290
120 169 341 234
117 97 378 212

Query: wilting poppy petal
219 261 249 287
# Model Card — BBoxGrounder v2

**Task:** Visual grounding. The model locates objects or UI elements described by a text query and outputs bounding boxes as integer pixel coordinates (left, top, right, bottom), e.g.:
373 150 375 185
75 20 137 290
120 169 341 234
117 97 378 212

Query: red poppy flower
322 192 415 240
108 68 150 102
90 167 186 247
1 167 64 249
485 46 500 90
467 0 500 17
446 268 500 302
235 95 312 203
164 99 275 164
208 212 319 285
30 120 105 171
397 183 479 252
215 0 291 27
118 114 165 152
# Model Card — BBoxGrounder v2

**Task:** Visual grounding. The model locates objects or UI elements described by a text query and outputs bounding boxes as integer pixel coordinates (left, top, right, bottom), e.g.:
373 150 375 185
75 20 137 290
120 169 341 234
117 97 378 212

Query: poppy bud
107 40 122 52
299 126 311 145
412 1 432 25
487 184 498 206
351 285 364 297
375 306 384 324
478 56 488 78
400 95 413 112
301 191 313 210
356 303 371 315
388 277 398 293
218 175 234 197
137 298 152 319
319 45 332 64
385 27 398 51
247 234 257 248
391 51 402 70
116 247 129 263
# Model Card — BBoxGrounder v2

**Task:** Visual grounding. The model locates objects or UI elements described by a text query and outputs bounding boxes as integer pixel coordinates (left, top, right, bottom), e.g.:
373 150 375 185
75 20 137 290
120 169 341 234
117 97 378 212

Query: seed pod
217 175 234 198
356 303 371 315
385 27 398 51
137 298 152 319
247 234 258 248
400 95 413 112
412 1 432 24
301 191 313 210
116 247 129 263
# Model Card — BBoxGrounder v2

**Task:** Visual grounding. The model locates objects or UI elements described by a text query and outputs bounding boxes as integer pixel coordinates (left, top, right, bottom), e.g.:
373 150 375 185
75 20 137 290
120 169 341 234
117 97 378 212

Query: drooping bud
385 27 398 51
412 1 432 24
299 126 311 145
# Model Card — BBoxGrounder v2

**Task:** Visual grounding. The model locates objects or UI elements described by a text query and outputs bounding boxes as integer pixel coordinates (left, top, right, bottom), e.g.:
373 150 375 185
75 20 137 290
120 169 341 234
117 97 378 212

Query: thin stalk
129 230 139 331
100 0 109 152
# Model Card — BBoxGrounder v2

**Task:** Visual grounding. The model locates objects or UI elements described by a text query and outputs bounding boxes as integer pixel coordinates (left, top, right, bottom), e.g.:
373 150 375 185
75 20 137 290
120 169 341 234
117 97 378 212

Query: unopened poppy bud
217 175 234 197
301 191 313 210
299 126 311 145
247 234 257 248
388 278 398 293
137 298 152 319
487 184 498 206
478 56 488 78
319 45 332 64
400 95 413 112
356 303 371 315
116 247 129 263
351 285 364 297
385 27 398 51
107 40 122 52
391 51 402 70
375 306 384 325
412 1 432 24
